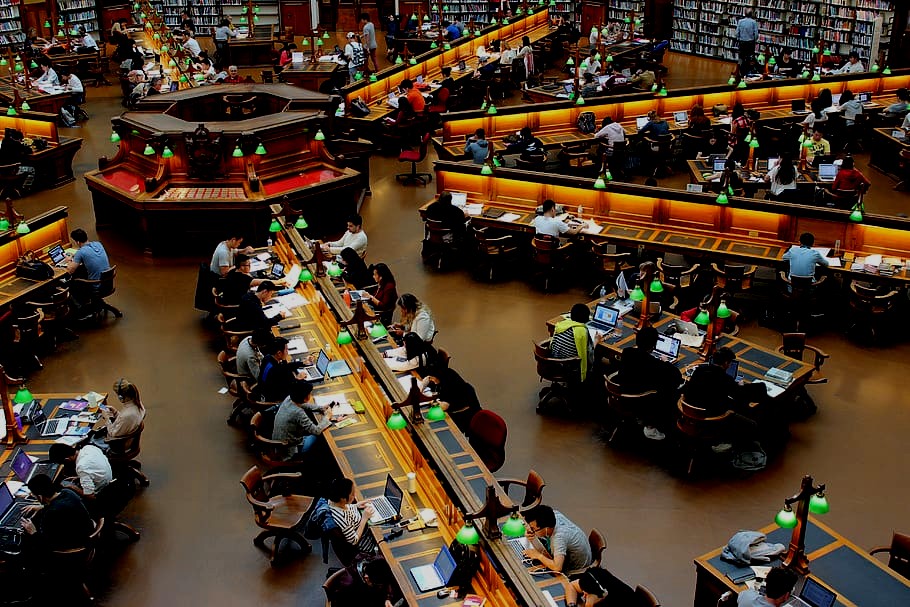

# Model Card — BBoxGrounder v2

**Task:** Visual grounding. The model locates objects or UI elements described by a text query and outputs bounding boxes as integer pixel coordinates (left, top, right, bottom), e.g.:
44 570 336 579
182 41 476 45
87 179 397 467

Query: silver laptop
48 244 68 267
817 163 837 182
299 349 352 381
673 110 688 125
784 577 837 607
636 116 649 130
651 334 681 363
41 417 72 436
587 303 619 332
410 545 458 592
364 474 404 524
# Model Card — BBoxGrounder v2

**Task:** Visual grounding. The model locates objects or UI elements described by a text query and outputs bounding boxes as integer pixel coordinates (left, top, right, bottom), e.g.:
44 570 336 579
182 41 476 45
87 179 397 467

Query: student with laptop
323 214 368 258
326 477 378 555
272 382 331 460
737 566 797 607
48 442 112 500
686 104 712 135
829 156 870 198
551 303 601 384
522 504 592 574
464 128 492 165
103 377 147 440
425 191 469 241
257 337 315 402
638 110 670 137
390 293 436 342
383 332 439 373
339 247 373 290
838 90 863 126
325 555 403 607
20 474 94 553
218 254 272 305
802 130 830 164
764 154 798 200
684 347 770 421
66 228 112 310
593 116 626 151
533 199 584 239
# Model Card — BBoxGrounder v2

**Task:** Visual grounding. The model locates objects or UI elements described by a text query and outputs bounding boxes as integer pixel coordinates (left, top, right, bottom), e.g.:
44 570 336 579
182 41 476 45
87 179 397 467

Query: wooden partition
431 161 910 277
0 206 69 306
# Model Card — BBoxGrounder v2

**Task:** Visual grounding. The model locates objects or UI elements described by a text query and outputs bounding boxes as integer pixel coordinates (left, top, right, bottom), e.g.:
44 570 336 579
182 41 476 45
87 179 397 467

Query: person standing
360 13 379 73
344 32 366 81
214 19 238 67
735 10 758 72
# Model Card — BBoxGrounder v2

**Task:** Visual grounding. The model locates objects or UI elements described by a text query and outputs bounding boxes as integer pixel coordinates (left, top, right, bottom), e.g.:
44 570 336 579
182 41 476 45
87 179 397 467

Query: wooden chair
777 272 827 331
95 476 141 541
896 148 910 191
711 263 755 294
48 518 104 602
72 265 123 320
591 242 632 295
239 465 315 565
27 286 76 350
249 410 298 471
778 333 829 385
421 219 458 270
260 70 274 83
239 380 280 420
468 410 507 472
0 162 24 198
645 133 675 178
604 371 657 442
870 531 910 580
223 94 258 119
515 154 548 172
472 226 520 281
635 584 661 606
12 308 44 371
213 286 241 317
322 567 347 605
531 235 573 292
219 313 253 353
679 132 705 159
848 282 900 342
534 338 581 411
219 350 252 424
657 258 699 290
497 470 545 512
676 398 735 476
589 528 607 568
436 347 451 370
107 421 150 488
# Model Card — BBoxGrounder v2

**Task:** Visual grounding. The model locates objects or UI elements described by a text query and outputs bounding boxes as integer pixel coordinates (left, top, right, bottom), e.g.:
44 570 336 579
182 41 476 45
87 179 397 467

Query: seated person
522 504 592 574
366 263 397 321
424 191 468 239
582 55 601 76
340 247 373 290
76 27 98 52
326 477 378 554
550 303 598 383
443 20 461 41
236 281 286 331
48 443 112 500
503 126 546 163
687 104 712 135
103 378 146 440
683 347 769 420
737 566 797 607
210 232 253 277
782 232 828 279
257 337 314 403
764 154 798 200
532 199 583 238
420 367 482 433
594 116 626 151
218 254 268 305
66 228 111 281
803 129 830 163
35 58 59 87
830 51 864 75
272 382 331 459
383 331 439 373
885 87 910 117
639 110 670 137
565 567 637 607
775 48 801 78
614 326 683 438
223 65 242 84
323 214 368 257
325 555 404 607
706 158 744 196
580 72 599 98
390 293 435 342
464 128 492 165
628 68 655 90
0 128 35 190
21 474 94 553
237 328 271 380
839 89 863 126
830 156 870 197
400 78 425 113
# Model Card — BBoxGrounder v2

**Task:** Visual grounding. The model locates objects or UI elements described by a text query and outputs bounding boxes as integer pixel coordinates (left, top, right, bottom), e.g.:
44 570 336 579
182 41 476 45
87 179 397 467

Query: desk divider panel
491 175 540 208
549 185 600 216
605 191 659 224
438 171 488 201
774 84 811 103
855 224 910 257
727 208 785 241
663 199 721 232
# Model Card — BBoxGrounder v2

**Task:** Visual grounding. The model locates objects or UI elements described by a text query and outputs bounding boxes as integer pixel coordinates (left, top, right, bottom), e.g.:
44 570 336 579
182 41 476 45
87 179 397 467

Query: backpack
577 111 596 134
349 43 365 68
731 442 767 472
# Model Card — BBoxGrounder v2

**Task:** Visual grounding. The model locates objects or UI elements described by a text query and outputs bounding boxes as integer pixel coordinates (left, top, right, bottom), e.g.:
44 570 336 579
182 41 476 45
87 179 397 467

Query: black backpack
577 111 596 134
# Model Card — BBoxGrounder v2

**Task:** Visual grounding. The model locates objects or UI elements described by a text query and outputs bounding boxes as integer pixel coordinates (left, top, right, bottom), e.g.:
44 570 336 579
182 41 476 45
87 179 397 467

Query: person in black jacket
218 254 269 305
0 128 35 191
257 337 313 403
340 247 373 290
684 347 770 419
422 367 482 433
236 280 283 331
21 474 94 553
504 126 546 163
424 191 468 240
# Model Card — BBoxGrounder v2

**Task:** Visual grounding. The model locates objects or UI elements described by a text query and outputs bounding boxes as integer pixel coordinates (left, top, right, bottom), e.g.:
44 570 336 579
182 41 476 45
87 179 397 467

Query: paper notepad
256 252 271 261
752 379 785 398
277 292 308 309
262 304 286 319
582 221 603 235
287 337 308 355
825 257 842 267
314 394 356 416
464 203 484 216
500 213 522 223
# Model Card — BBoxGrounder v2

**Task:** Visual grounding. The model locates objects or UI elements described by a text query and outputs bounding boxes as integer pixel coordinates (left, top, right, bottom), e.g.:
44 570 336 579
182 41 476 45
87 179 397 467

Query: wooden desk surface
267 226 572 607
686 159 822 189
693 517 910 607
544 297 815 393
281 61 339 75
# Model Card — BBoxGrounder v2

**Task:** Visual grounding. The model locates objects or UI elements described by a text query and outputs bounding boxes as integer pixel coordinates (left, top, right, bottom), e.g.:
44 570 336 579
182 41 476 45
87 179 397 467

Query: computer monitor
713 158 727 172
416 75 424 84
857 91 872 104
48 244 66 265
636 116 650 130
791 99 806 112
673 110 688 124
818 163 838 181
315 349 331 375
291 51 304 63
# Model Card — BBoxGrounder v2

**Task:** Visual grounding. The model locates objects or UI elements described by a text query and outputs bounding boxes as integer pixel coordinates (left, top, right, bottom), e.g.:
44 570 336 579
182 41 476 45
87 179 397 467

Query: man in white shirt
532 199 582 238
78 28 98 52
594 116 626 149
49 443 113 497
323 214 368 256
583 57 601 76
181 31 202 58
831 51 864 75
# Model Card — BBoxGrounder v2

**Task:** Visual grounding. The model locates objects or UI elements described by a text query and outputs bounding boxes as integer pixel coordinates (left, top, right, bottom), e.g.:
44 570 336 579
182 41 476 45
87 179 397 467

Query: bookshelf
0 0 23 48
604 0 643 39
670 0 895 65
59 0 101 38
440 2 567 26
221 0 279 39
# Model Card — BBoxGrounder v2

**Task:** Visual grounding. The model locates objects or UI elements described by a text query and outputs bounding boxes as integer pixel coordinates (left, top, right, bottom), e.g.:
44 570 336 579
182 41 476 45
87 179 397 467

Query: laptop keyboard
372 498 395 521
0 503 27 528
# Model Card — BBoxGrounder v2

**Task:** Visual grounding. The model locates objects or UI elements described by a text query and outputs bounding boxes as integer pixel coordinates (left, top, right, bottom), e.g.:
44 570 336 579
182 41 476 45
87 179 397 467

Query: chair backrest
520 470 545 508
789 274 816 293
322 567 348 605
415 132 432 161
425 219 454 245
635 584 661 607
468 410 507 472
887 531 910 579
240 465 274 525
98 265 117 298
106 421 144 460
780 333 807 360
589 528 607 567
531 235 566 266
49 517 105 570
534 340 580 383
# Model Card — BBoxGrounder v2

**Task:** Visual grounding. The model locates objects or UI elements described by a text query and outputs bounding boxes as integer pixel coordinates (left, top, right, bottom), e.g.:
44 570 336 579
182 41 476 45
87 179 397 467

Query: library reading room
0 0 909 605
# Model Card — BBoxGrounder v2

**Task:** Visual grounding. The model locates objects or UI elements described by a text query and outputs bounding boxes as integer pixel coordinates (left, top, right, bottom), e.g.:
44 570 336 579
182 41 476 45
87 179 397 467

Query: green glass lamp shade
268 218 282 232
409 57 417 65
302 38 310 46
410 12 418 20
716 301 731 319
395 56 403 64
0 58 6 66
161 146 174 158
883 67 892 75
728 76 736 85
253 13 260 22
430 41 437 49
15 221 29 234
316 39 324 46
443 4 449 10
659 87 669 96
801 70 810 78
566 57 574 66
29 59 38 68
650 82 658 92
811 46 819 54
594 53 601 61
423 13 430 20
727 185 734 195
737 80 747 89
593 176 607 189
749 138 760 148
591 26 598 33
4 107 14 117
756 53 765 64
802 138 814 148
480 164 493 175
443 43 451 50
386 411 408 430
21 101 31 111
57 17 64 26
299 268 313 282
649 279 664 293
142 143 155 155
811 73 821 82
354 71 363 80
153 33 161 40
605 170 613 181
44 19 51 28
314 130 326 141
601 27 609 37
232 145 244 158
492 156 501 167
160 45 168 53
516 7 523 15
138 13 145 19
426 403 446 421
480 101 487 110
455 521 480 545
549 0 556 6
567 92 574 101
491 18 498 25
321 31 330 39
369 73 378 82
809 493 830 515
502 513 526 538
629 286 645 302
744 133 752 143
768 57 776 65
871 63 880 73
179 75 188 83
849 206 863 222
13 63 22 72
336 329 353 345
716 192 729 205
293 216 307 229
487 105 497 115
576 96 585 105
539 0 545 5
606 54 615 64
635 18 642 26
694 309 710 325
327 263 343 277
13 387 33 404
168 59 176 67
255 143 267 155
474 29 481 36
239 16 247 24
369 322 388 338
254 6 260 13
775 506 798 529
624 17 631 23
0 217 9 231
823 49 832 56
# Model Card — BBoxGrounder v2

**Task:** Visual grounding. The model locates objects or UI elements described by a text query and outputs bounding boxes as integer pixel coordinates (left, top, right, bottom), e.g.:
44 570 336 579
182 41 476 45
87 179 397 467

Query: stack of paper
262 304 288 319
500 213 522 223
277 292 308 309
287 337 308 355
465 203 484 216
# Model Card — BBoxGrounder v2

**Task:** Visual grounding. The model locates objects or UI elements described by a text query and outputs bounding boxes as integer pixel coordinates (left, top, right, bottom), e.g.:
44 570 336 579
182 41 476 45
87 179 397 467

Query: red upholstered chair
468 410 507 472
396 132 433 186
428 87 450 113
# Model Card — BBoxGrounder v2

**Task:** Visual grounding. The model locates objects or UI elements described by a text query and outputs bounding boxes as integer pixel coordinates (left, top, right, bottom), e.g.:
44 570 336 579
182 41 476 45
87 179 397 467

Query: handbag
16 251 54 280
349 97 371 117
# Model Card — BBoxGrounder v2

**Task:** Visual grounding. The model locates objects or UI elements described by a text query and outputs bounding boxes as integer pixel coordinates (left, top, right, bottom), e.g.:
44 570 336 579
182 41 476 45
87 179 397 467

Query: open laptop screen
591 304 618 327
11 449 33 482
384 475 404 513
315 349 330 375
673 110 688 123
857 91 872 104
433 546 457 585
48 245 66 264
635 116 649 130
800 578 837 607
0 483 14 513
654 334 680 359
818 164 837 180
713 158 727 172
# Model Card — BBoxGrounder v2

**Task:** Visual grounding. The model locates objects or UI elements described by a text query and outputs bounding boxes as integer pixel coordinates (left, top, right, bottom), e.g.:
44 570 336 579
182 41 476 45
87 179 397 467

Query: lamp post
0 365 29 446
458 484 520 542
694 285 731 359
631 261 662 329
774 475 830 574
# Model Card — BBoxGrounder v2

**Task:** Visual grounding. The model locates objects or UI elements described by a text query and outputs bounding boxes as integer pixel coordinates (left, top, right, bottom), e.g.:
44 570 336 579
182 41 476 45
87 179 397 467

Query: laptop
713 158 727 172
364 474 404 524
564 83 574 95
47 244 68 267
416 75 424 85
686 183 704 193
10 448 60 484
817 163 838 182
410 545 458 592
830 93 841 106
587 303 619 332
784 577 837 607
635 116 650 130
791 99 809 114
767 157 780 172
450 191 468 207
673 110 688 125
674 319 705 347
857 91 872 104
0 483 34 529
299 349 353 381
723 360 740 379
291 51 304 63
267 262 285 280
651 334 681 363
41 417 72 436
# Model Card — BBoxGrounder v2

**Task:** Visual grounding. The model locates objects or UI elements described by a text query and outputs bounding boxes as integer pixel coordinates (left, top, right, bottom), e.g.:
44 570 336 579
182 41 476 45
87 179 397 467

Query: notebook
48 244 68 267
651 334 681 363
587 303 619 331
784 577 837 607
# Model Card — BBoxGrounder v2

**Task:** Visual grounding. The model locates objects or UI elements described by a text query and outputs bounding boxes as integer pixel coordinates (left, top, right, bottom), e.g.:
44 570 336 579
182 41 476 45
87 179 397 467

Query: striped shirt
550 327 580 359
329 504 377 553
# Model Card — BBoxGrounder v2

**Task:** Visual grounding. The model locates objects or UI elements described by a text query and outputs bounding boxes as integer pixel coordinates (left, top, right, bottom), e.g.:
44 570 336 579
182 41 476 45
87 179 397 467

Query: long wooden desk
0 206 69 308
432 71 910 160
544 297 815 398
228 39 277 68
268 219 573 607
339 8 554 125
686 159 824 198
424 162 910 284
0 392 107 461
278 61 342 92
868 127 910 182
694 518 910 607
0 82 70 116
0 110 82 189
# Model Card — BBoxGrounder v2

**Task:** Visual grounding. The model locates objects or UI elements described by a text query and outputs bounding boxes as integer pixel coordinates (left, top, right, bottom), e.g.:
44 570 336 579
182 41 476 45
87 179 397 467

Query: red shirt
406 88 425 112
832 168 870 193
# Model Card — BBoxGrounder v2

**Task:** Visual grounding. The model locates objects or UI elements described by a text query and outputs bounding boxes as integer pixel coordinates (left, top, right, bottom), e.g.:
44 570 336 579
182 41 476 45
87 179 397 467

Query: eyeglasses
527 525 543 535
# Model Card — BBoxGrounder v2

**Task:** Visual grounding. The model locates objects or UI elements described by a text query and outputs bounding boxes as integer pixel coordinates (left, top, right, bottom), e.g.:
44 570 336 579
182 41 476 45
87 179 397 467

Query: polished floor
16 51 910 606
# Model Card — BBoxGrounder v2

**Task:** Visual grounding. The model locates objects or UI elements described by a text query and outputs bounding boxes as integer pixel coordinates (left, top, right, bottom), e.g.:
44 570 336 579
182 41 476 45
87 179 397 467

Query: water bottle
325 343 332 359
599 286 607 303
266 237 273 253
576 204 583 219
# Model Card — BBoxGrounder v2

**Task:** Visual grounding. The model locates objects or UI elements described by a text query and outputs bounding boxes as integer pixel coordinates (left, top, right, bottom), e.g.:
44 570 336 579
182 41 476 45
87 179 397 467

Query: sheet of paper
865 254 883 266
79 391 105 406
287 337 308 355
262 304 287 319
256 252 271 261
277 292 308 309
582 221 603 235
824 257 842 267
314 394 355 416
751 565 772 579
500 213 522 223
465 203 484 216
250 259 268 272
752 379 785 398
397 375 415 392
5 480 24 496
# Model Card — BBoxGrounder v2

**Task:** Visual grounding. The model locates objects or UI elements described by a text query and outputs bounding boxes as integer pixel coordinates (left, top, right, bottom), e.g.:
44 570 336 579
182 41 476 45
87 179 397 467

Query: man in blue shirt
444 21 461 41
782 232 829 279
67 228 110 280
735 10 758 73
